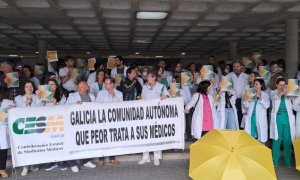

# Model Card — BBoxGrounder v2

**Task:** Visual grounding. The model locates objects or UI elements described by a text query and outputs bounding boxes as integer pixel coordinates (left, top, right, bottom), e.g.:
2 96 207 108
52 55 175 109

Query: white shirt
66 92 95 104
14 94 43 107
87 72 96 86
0 99 15 149
96 89 123 103
226 72 249 98
110 65 128 79
141 82 170 100
59 67 77 91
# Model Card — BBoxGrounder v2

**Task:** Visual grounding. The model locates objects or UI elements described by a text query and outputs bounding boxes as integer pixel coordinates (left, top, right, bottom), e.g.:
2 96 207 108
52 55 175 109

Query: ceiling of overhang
0 0 300 56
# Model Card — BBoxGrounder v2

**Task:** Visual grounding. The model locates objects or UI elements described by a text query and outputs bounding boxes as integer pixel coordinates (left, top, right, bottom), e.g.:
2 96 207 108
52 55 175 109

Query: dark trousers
185 111 193 139
99 156 115 161
236 98 243 128
0 149 7 170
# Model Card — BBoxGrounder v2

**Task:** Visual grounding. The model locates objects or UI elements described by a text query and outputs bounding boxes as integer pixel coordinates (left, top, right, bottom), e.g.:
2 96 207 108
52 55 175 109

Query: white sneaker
71 166 79 173
154 159 160 166
21 166 29 176
83 161 96 168
138 157 150 165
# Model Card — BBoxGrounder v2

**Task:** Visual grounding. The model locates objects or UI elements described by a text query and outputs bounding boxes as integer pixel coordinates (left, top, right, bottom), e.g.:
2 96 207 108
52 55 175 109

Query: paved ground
5 153 300 180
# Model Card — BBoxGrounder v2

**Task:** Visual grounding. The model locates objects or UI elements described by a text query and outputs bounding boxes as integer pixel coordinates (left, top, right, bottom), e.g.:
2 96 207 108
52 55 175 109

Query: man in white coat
110 56 128 79
226 61 249 128
65 81 96 172
96 77 123 167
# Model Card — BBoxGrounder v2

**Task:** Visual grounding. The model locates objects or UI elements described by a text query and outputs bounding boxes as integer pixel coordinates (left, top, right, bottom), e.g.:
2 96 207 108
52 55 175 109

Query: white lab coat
110 66 128 78
244 91 270 142
270 91 296 141
87 72 96 87
66 92 95 104
185 93 219 139
226 72 249 98
14 94 43 107
292 96 300 139
180 88 191 106
89 82 104 97
217 90 239 130
0 99 15 149
96 89 123 103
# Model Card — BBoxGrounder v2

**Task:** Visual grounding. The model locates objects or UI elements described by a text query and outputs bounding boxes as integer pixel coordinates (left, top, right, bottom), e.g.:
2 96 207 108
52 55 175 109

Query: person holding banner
0 89 15 178
64 81 97 172
243 79 270 143
14 80 43 176
184 80 219 140
270 78 296 167
96 77 123 167
138 70 170 166
90 69 106 97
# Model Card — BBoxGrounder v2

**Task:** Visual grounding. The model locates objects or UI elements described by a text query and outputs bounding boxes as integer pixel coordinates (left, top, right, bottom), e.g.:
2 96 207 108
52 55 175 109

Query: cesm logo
12 115 64 134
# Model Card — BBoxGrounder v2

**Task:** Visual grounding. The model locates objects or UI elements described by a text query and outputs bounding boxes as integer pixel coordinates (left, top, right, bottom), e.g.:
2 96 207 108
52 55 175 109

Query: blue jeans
225 108 237 130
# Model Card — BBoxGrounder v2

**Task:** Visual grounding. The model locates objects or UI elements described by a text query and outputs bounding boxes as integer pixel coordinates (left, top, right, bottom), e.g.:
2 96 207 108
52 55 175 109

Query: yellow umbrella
293 138 300 171
189 130 276 180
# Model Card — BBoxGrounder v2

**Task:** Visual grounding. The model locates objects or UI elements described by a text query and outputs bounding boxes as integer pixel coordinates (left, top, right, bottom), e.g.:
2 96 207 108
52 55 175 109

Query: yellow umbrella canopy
189 130 276 180
293 139 300 171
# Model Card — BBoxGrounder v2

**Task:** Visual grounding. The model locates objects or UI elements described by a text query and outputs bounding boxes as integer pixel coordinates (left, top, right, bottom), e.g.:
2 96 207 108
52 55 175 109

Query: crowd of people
0 55 299 178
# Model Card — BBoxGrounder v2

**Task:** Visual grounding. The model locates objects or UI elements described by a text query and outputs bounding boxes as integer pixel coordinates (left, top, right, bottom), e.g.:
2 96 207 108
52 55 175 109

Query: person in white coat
36 79 66 106
90 69 106 97
244 79 270 143
292 96 300 139
96 77 123 167
0 89 15 178
217 89 239 130
64 81 96 172
185 80 219 140
270 78 295 167
14 80 43 176
138 70 170 166
110 56 128 79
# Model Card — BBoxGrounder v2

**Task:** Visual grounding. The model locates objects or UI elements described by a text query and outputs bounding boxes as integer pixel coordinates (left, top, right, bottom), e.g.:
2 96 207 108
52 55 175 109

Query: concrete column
38 39 47 64
285 19 298 78
229 42 237 62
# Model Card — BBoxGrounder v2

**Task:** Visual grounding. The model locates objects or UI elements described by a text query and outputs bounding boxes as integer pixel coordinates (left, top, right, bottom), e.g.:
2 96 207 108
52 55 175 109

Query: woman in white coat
0 89 15 177
138 70 170 166
14 80 43 176
217 89 239 130
185 80 219 140
292 96 300 139
244 79 270 143
270 78 295 167
90 69 106 97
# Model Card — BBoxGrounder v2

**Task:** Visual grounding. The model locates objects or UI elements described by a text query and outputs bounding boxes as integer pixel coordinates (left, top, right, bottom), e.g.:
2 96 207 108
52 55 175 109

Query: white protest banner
8 97 185 167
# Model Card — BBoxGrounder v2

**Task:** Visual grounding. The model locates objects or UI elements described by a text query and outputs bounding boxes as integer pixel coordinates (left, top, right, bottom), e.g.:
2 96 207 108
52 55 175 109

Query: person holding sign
59 56 77 95
110 56 128 79
217 89 239 130
14 80 43 176
270 78 296 167
37 79 66 106
243 79 270 143
138 70 170 166
96 77 123 167
184 81 219 140
0 89 15 178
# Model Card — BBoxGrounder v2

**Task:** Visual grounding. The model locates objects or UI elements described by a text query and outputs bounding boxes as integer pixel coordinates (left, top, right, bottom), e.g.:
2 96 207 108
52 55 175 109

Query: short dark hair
20 80 35 95
64 55 74 62
276 78 286 85
115 56 124 62
270 61 278 67
254 79 266 91
250 71 259 78
148 69 159 80
105 77 115 84
218 61 226 65
197 80 211 94
126 67 135 76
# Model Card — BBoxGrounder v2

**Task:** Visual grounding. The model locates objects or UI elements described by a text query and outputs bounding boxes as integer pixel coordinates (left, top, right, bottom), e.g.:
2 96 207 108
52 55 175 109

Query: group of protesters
0 55 299 178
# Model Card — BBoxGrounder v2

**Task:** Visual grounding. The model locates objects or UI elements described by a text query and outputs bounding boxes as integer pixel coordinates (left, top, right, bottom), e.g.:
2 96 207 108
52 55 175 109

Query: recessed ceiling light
181 52 186 55
136 12 168 20
135 52 140 55
35 51 39 54
155 56 164 58
8 55 18 57
86 51 91 54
